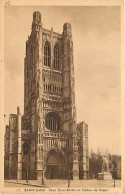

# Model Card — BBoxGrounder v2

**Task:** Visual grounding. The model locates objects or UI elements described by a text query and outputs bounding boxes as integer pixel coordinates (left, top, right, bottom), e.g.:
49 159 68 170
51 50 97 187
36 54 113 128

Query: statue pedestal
73 160 79 180
98 172 112 180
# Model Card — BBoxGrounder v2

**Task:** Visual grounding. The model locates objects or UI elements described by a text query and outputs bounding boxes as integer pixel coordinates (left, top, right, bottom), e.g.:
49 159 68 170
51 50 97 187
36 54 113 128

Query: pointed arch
44 148 66 179
44 41 50 67
22 143 29 155
45 112 60 131
54 44 60 69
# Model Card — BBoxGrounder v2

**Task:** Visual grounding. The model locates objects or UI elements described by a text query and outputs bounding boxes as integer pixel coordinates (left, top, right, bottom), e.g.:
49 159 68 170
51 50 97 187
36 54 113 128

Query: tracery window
44 42 50 67
54 44 59 69
45 112 60 131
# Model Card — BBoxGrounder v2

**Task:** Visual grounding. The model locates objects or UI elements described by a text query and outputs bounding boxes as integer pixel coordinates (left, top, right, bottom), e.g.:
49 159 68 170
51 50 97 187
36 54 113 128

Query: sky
4 6 121 155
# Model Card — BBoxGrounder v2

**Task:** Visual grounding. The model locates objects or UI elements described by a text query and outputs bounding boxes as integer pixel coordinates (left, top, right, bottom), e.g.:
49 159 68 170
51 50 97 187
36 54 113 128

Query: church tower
23 11 79 180
5 11 89 181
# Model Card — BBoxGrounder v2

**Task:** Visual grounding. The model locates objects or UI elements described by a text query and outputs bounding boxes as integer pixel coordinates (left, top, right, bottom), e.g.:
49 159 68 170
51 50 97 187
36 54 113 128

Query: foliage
89 148 121 179
89 149 102 179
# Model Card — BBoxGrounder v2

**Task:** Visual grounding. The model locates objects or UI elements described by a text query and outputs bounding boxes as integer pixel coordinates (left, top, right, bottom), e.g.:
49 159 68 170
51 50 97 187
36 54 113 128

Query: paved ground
5 179 121 188
5 182 34 188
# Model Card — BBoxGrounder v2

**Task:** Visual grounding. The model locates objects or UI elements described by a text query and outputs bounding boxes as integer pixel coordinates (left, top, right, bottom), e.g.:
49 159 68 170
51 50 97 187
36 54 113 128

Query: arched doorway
45 149 66 179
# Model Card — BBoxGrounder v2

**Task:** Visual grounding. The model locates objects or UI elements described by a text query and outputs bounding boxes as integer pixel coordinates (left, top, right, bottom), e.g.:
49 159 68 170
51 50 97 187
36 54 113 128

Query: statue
98 154 112 180
101 155 109 172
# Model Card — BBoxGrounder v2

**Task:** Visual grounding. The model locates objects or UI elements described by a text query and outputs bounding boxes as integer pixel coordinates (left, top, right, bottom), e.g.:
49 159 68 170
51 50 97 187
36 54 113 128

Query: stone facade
4 11 89 180
77 122 89 179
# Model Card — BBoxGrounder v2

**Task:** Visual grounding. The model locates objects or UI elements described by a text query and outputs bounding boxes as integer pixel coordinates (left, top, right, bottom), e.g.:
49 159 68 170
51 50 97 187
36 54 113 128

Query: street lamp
26 154 29 183
26 169 28 183
41 157 45 185
42 169 44 185
68 165 70 187
112 168 117 187
66 137 73 188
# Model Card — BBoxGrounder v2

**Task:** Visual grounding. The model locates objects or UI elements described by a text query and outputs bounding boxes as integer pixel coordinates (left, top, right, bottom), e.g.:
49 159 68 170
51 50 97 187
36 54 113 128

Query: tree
89 149 102 179
108 153 120 179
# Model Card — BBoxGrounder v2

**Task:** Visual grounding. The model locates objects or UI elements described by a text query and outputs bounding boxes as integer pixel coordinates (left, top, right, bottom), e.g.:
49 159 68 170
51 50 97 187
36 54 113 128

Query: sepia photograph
1 0 124 193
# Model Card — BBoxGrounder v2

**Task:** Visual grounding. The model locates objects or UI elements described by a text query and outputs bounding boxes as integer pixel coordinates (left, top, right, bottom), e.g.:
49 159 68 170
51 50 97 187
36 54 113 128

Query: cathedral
4 11 89 181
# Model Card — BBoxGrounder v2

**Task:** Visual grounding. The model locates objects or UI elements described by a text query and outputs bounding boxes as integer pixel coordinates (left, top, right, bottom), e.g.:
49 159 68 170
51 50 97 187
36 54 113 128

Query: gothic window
54 44 59 69
114 162 117 168
23 143 29 155
45 112 60 131
44 42 50 67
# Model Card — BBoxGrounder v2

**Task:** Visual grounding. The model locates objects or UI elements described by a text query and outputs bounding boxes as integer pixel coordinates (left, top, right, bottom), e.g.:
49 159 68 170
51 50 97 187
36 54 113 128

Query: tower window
44 42 50 67
54 44 59 69
45 112 60 131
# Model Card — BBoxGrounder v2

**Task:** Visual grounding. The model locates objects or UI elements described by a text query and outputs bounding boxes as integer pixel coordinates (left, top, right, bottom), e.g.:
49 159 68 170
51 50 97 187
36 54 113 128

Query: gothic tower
4 11 89 181
23 11 79 180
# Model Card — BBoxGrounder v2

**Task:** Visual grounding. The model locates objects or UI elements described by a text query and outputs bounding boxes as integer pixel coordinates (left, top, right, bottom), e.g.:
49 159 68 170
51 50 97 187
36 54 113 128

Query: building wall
77 122 89 179
4 125 9 179
9 114 18 179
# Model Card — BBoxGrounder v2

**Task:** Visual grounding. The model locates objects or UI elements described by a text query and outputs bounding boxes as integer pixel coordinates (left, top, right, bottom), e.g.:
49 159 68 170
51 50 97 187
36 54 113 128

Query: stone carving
101 155 109 172
98 154 112 180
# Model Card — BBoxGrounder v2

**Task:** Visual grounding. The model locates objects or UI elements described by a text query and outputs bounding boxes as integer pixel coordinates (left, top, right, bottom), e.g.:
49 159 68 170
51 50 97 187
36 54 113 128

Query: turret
62 22 79 180
32 11 42 28
77 122 89 179
63 22 72 37
62 22 72 98
9 114 17 179
32 11 42 44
